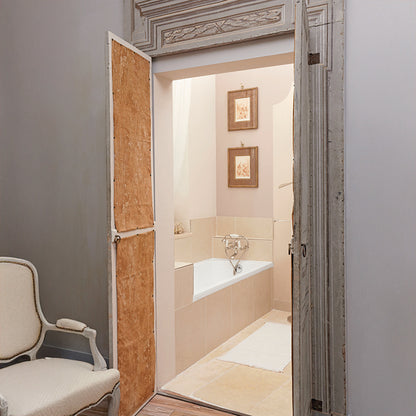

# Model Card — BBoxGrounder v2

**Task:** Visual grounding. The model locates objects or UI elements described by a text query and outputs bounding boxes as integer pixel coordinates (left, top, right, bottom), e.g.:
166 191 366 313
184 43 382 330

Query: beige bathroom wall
188 76 217 220
272 85 294 312
216 65 294 218
174 75 217 231
273 221 292 311
154 75 176 387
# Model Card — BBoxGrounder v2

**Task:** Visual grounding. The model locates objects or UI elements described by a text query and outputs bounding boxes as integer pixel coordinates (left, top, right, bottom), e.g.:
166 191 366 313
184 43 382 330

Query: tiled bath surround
213 216 273 262
175 217 216 263
174 216 274 263
174 264 272 374
174 216 291 312
174 215 290 373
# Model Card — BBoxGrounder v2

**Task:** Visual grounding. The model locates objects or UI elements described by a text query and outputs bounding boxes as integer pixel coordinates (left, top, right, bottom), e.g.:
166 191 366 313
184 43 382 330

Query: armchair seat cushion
0 358 120 416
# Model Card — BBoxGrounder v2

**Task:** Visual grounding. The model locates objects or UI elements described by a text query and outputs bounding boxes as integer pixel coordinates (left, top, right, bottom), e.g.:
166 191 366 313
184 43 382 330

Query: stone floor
162 309 292 416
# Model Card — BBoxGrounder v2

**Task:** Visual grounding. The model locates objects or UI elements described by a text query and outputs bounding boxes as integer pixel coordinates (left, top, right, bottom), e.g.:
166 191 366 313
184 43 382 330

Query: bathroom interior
160 62 295 416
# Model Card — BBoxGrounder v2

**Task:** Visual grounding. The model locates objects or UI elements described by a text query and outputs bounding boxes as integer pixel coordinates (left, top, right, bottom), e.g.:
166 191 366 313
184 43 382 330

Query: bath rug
218 322 291 372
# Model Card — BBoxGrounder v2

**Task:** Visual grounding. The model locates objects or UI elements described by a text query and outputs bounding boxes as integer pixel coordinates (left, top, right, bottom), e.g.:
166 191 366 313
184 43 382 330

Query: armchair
0 257 120 416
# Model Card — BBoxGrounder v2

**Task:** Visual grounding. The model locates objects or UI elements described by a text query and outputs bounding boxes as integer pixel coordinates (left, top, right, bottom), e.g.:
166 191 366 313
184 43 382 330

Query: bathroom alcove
151 37 295 389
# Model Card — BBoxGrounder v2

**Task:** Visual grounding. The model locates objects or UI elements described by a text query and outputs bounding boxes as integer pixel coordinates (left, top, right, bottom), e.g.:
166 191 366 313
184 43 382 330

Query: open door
292 1 312 416
106 32 155 416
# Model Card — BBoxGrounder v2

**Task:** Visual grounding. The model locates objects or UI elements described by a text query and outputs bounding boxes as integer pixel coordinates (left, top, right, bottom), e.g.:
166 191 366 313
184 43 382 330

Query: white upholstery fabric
0 262 42 359
56 318 87 332
0 394 7 411
0 358 120 416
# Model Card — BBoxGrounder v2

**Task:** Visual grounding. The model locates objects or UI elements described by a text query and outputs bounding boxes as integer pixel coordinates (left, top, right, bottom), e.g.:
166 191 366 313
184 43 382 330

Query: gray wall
0 0 126 358
345 1 416 415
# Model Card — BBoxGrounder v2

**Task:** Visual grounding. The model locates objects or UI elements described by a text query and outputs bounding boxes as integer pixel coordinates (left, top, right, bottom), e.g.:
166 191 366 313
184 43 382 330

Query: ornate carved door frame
129 1 345 415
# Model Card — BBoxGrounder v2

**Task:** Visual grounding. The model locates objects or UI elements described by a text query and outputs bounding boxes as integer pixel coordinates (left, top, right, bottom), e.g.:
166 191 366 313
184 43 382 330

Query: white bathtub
193 258 273 301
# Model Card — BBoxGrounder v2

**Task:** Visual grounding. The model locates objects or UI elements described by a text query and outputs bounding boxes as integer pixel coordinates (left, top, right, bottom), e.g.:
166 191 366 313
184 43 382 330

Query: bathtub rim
192 258 273 302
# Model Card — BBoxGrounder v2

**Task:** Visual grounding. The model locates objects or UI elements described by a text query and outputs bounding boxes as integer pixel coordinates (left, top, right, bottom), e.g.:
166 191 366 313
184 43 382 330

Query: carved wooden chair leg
108 384 120 416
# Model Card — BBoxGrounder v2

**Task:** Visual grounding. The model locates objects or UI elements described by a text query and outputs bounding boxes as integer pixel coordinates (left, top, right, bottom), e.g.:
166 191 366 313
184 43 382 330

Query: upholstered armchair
0 257 120 416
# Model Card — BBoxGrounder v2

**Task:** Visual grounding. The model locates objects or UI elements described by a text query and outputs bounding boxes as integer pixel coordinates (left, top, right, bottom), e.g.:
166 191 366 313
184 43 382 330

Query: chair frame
0 257 120 416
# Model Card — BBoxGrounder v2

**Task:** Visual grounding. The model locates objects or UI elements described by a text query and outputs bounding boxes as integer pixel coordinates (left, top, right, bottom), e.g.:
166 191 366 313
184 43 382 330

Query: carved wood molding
162 6 284 46
132 0 295 56
307 0 332 69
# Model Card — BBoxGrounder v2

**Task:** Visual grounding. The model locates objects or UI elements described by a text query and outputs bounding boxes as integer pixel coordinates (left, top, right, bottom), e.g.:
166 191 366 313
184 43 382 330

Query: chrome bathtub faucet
222 234 249 274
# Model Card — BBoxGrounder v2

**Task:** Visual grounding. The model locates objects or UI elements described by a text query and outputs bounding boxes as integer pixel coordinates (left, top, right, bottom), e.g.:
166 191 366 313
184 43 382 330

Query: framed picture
228 87 258 131
228 146 258 188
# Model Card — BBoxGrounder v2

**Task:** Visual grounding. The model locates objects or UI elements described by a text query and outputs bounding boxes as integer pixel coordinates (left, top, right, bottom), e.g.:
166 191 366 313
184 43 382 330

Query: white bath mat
218 322 291 373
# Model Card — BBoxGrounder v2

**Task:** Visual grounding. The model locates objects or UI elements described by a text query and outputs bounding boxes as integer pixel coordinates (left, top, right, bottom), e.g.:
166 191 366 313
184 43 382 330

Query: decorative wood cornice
162 6 283 46
132 0 295 56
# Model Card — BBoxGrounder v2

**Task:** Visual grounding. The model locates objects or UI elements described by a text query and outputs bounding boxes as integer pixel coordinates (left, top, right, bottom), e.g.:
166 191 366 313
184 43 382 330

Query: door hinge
288 236 295 255
311 399 323 412
308 52 320 65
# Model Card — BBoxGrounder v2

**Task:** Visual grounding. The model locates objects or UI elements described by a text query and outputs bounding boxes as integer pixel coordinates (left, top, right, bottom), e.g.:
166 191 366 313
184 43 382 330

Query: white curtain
173 78 192 232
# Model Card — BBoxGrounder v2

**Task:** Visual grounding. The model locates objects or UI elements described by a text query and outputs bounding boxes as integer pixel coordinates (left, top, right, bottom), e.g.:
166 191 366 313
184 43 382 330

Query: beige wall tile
216 216 235 236
205 286 232 352
212 237 226 259
244 239 273 261
273 300 292 312
175 299 206 374
175 236 193 263
253 269 273 320
235 217 274 239
191 217 216 262
231 277 255 334
273 221 292 308
175 265 194 310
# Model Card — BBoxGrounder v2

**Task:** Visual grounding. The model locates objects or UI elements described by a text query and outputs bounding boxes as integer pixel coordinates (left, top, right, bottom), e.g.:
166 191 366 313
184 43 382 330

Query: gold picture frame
228 146 258 188
227 87 258 131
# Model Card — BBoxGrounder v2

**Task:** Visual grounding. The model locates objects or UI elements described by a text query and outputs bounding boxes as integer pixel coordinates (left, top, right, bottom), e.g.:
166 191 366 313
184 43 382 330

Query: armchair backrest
0 257 46 362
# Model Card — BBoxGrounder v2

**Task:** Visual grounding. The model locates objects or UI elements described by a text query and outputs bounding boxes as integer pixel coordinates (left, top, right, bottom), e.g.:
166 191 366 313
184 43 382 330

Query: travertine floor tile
193 365 288 414
163 360 235 396
250 381 293 416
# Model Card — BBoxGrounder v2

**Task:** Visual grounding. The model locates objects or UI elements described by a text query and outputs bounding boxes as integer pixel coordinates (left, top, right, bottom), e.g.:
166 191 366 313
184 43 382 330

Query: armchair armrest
0 393 8 416
56 318 87 332
45 319 107 372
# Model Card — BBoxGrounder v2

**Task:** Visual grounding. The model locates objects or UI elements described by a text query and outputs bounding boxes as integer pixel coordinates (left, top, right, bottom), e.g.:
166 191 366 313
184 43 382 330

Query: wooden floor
81 394 239 416
139 394 240 416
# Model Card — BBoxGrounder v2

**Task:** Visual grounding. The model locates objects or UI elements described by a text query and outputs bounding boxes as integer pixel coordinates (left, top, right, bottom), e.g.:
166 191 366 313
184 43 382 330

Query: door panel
116 232 155 416
292 1 312 416
107 32 155 416
111 38 154 232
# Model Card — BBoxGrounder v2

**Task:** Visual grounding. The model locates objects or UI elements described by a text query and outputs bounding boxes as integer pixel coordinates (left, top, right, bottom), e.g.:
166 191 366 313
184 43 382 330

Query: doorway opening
154 60 294 416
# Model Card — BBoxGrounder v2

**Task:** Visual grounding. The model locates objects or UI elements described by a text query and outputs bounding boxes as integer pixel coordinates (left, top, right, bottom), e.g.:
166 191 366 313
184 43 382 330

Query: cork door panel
112 39 153 232
116 231 155 416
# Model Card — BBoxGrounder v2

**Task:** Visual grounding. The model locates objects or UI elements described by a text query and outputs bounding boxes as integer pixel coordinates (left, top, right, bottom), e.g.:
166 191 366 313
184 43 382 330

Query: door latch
301 243 307 257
